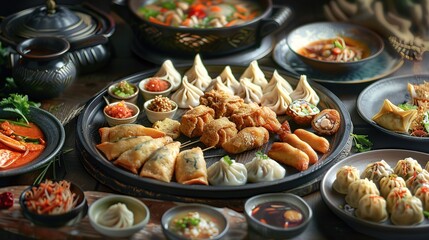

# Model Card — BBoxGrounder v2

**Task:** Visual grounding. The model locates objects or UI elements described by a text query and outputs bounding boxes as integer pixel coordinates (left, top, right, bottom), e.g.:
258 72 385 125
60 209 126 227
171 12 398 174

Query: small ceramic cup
143 97 178 123
138 77 173 101
103 101 140 126
107 80 139 105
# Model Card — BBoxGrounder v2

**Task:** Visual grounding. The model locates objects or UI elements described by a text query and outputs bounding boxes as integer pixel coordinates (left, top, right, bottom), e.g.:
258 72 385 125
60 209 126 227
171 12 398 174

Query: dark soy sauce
251 201 304 228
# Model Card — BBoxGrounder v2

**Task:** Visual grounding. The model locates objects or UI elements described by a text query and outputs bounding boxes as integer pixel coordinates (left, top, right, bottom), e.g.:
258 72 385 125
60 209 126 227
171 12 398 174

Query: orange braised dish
0 120 46 169
144 78 170 92
104 101 135 119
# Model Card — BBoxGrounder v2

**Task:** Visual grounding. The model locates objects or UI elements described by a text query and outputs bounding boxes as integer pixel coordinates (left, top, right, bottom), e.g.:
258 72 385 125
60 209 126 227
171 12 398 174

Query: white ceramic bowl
161 204 229 240
103 101 140 126
107 81 139 105
138 77 173 101
244 193 312 239
143 98 178 123
88 195 150 238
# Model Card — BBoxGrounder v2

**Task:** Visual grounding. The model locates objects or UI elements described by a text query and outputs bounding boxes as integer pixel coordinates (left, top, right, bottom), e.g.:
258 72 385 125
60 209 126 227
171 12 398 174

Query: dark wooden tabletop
1 1 429 239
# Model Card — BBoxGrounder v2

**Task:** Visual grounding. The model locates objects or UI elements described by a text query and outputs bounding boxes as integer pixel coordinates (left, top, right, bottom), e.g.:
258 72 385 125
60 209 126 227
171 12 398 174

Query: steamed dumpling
260 81 293 115
263 70 293 94
360 160 393 187
206 76 234 96
97 203 134 229
355 194 388 223
393 157 423 179
379 174 406 198
238 78 263 104
185 54 212 91
154 59 181 91
289 75 320 105
405 169 429 194
218 66 241 94
245 151 286 183
240 60 268 88
414 184 429 211
171 76 204 108
386 187 412 213
390 196 424 225
332 165 360 195
345 178 379 208
207 156 247 186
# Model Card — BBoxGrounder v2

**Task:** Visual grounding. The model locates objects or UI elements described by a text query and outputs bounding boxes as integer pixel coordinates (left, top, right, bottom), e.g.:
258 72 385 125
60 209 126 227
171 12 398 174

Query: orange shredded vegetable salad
24 179 78 215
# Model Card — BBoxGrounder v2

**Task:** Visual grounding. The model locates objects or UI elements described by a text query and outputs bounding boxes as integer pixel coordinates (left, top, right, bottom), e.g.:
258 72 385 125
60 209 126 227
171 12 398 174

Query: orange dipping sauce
0 121 46 169
144 78 170 92
104 101 134 119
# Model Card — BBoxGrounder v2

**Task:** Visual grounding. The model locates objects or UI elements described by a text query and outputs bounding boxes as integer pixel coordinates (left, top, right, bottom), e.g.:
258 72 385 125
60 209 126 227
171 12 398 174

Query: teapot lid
5 0 99 42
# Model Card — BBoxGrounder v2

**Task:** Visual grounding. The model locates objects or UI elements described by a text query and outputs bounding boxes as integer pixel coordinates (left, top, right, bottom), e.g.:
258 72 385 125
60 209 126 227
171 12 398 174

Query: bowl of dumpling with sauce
286 22 384 73
244 193 312 239
88 194 150 238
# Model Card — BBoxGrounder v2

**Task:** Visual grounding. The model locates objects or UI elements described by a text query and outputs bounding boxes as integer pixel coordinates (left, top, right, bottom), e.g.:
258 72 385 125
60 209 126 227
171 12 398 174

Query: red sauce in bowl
104 101 134 119
144 78 170 92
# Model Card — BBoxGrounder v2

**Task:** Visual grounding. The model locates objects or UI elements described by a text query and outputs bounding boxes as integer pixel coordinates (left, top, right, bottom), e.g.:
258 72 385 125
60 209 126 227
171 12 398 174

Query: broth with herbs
298 36 370 63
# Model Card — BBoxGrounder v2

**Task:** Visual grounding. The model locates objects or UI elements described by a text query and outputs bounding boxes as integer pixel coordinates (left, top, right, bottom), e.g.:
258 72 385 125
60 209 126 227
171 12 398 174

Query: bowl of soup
244 193 312 238
125 0 292 57
286 22 384 73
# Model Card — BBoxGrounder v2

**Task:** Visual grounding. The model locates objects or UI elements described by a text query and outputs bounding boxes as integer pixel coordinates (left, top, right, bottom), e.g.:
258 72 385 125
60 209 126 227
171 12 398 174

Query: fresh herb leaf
33 148 73 185
424 210 429 218
222 155 233 165
256 151 268 160
398 103 417 111
0 94 40 124
351 133 373 152
334 40 344 50
423 111 429 133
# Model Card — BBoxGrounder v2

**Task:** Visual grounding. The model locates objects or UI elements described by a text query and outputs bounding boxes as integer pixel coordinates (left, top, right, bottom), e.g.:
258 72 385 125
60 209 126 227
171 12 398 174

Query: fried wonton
372 99 418 133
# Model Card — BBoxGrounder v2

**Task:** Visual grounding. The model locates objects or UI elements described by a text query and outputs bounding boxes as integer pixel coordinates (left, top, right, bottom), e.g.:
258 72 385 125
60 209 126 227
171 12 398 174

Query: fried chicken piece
200 117 237 148
222 127 269 154
200 89 244 118
230 103 281 132
180 105 215 138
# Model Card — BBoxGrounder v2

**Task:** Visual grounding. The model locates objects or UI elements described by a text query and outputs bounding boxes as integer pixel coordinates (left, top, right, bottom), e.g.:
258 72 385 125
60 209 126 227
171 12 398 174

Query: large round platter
273 38 403 84
320 149 429 240
76 66 352 199
0 107 65 177
357 74 429 144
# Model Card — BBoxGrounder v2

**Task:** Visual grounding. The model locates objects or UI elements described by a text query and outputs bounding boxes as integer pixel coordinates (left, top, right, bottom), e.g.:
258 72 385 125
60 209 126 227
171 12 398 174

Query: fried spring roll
96 136 153 161
113 136 173 174
280 133 318 164
99 124 165 143
139 141 181 182
175 147 208 185
268 142 309 171
294 129 330 154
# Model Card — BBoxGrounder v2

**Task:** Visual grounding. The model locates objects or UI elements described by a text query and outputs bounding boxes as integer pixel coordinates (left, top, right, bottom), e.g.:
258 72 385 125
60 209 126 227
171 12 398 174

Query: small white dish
143 97 178 123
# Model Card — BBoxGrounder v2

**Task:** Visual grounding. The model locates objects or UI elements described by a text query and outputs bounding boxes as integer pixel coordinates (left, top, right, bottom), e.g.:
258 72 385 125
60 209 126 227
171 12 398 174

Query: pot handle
258 6 293 38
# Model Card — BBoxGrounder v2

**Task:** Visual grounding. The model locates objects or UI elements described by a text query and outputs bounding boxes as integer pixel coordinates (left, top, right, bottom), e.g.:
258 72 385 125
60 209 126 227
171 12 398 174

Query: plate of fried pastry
76 55 352 199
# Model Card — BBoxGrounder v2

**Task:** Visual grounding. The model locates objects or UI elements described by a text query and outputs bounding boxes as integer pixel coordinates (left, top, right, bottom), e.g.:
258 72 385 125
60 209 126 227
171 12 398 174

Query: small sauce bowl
107 80 139 105
88 195 150 238
103 101 140 126
244 193 312 239
138 77 173 101
143 96 178 123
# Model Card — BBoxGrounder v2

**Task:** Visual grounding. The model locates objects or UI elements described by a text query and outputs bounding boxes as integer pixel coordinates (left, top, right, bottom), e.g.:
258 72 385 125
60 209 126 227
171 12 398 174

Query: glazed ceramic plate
273 38 403 84
76 66 352 199
357 74 429 143
0 107 65 177
320 149 429 240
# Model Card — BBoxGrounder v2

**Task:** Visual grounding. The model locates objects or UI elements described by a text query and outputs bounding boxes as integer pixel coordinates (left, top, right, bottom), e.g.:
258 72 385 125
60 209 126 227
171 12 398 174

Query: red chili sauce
251 201 304 228
144 78 170 92
0 121 46 169
104 101 134 119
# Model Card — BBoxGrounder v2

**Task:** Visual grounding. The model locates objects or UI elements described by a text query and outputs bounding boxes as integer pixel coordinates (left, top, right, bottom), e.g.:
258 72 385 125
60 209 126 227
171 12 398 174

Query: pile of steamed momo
290 75 320 105
184 54 212 91
240 60 268 89
218 66 241 95
171 76 204 108
154 59 182 91
333 158 429 225
261 70 293 115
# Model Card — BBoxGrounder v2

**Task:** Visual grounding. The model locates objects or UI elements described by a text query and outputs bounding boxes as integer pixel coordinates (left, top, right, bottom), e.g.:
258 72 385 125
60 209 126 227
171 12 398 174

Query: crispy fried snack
180 105 215 138
200 117 238 148
230 103 281 132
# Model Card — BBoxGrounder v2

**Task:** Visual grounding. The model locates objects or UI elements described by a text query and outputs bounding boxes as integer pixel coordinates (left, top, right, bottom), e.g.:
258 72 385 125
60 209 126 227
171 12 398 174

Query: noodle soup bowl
19 180 88 227
88 195 150 237
286 22 384 73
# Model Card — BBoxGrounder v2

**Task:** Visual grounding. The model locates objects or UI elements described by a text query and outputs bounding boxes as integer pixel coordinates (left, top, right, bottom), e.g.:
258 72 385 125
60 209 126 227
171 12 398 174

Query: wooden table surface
1 1 429 239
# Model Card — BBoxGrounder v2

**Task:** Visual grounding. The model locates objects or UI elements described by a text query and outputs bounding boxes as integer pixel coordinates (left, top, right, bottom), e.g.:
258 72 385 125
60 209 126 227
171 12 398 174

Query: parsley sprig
0 94 40 125
351 133 373 152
